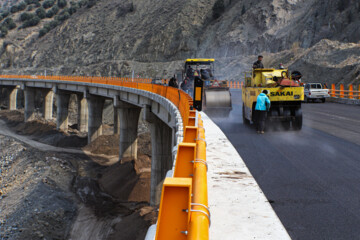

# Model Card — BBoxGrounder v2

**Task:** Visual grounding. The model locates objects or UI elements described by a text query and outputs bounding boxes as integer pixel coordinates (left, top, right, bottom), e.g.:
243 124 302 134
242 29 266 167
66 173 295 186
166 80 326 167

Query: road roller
180 58 232 117
242 68 304 130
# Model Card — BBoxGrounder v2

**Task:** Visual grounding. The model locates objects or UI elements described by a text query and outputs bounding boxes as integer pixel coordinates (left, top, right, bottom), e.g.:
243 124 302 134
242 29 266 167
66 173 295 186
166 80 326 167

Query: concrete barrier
328 97 360 105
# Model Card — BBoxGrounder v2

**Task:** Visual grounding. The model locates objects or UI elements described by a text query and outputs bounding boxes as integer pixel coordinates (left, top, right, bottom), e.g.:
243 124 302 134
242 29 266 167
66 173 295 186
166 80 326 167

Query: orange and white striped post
236 81 240 89
340 84 344 98
349 84 353 99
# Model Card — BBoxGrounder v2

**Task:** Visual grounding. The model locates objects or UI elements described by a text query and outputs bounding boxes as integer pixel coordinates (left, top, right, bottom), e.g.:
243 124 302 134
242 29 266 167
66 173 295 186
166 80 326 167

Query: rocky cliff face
0 0 359 84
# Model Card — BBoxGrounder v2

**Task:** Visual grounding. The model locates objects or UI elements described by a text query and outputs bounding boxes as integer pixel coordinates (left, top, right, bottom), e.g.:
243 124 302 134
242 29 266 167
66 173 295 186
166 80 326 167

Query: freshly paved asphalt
206 90 360 240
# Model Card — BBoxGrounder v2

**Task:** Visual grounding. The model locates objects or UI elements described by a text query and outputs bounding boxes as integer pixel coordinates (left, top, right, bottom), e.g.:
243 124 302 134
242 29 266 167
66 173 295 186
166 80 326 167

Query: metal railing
328 83 360 99
0 74 209 240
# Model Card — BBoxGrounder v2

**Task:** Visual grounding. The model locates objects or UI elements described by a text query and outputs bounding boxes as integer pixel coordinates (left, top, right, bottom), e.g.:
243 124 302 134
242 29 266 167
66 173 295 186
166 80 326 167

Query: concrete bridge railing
0 75 209 239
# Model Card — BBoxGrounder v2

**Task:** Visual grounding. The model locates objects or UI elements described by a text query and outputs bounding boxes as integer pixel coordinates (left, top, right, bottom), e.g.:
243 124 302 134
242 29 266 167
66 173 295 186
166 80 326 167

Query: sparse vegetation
25 0 40 5
57 0 67 8
2 18 16 30
36 7 47 19
241 5 246 15
212 0 225 19
20 12 34 21
0 17 16 37
337 0 350 12
43 0 55 9
20 15 41 28
0 25 8 38
86 0 96 8
18 2 27 11
1 11 10 18
46 5 59 18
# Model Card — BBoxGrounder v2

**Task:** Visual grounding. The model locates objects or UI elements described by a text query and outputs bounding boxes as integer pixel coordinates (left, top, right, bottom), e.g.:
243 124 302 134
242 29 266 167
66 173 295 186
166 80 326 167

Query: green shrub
27 5 34 11
3 18 16 30
69 6 77 14
241 5 246 15
35 2 41 7
39 27 48 37
43 0 55 9
10 5 19 13
21 15 40 28
46 5 59 17
36 7 46 18
58 0 67 8
57 11 70 21
49 19 59 28
0 25 8 38
87 0 96 8
20 12 34 21
78 0 88 8
18 2 27 11
212 0 225 19
1 11 10 18
25 0 39 5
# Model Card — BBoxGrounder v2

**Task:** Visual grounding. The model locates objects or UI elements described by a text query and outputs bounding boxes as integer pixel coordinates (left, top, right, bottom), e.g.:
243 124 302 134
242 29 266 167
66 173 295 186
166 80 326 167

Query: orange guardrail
227 81 243 89
329 83 360 99
0 74 209 240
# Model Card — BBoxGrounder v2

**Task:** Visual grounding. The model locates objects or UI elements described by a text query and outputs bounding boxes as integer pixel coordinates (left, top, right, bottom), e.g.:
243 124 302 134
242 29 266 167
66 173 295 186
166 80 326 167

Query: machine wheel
282 121 291 130
321 98 326 103
293 108 303 130
242 104 250 125
282 109 291 130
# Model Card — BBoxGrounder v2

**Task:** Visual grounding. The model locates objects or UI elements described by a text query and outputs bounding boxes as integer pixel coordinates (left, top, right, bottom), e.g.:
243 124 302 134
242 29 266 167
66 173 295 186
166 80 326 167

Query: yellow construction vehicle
180 58 232 117
242 68 304 130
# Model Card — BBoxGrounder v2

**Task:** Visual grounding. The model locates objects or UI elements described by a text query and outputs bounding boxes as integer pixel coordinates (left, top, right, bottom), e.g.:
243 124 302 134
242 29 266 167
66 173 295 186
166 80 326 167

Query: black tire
282 109 291 130
293 108 302 130
242 104 250 125
321 98 326 103
282 121 291 130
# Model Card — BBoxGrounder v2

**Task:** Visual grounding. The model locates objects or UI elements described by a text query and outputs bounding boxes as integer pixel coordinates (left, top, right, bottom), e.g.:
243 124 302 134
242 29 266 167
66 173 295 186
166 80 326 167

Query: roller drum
204 89 231 108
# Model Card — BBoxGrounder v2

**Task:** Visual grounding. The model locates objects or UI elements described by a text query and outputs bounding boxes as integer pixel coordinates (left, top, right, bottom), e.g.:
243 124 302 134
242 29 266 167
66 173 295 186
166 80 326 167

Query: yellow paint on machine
195 87 202 101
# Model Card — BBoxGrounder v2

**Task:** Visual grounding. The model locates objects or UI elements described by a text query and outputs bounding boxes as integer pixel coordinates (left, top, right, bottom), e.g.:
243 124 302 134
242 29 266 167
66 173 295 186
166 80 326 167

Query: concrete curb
328 97 360 105
201 112 291 240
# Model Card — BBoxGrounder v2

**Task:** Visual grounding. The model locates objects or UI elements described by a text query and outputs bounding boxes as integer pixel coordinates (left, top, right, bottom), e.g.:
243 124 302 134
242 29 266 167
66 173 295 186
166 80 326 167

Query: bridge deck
202 112 290 240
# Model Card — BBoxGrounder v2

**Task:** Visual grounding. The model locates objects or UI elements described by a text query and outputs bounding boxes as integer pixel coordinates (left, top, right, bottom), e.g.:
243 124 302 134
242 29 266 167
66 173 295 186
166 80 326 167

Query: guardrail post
331 84 335 97
155 178 192 240
358 85 360 100
340 84 344 98
188 116 209 240
349 84 353 99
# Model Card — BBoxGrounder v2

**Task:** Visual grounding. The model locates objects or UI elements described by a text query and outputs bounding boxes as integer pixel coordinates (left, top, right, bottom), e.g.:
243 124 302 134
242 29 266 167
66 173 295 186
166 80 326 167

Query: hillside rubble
0 110 156 240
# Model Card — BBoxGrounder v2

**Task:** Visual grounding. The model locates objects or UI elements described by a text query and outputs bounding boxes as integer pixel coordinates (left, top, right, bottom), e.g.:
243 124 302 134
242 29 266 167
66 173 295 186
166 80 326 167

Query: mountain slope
0 0 359 84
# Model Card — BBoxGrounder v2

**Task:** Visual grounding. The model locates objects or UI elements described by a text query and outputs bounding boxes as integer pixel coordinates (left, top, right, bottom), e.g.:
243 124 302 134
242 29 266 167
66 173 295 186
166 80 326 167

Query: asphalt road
206 90 360 240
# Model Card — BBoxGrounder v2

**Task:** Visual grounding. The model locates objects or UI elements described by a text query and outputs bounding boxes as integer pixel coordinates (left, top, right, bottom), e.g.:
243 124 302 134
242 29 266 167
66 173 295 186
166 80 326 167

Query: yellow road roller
181 58 232 117
242 68 304 130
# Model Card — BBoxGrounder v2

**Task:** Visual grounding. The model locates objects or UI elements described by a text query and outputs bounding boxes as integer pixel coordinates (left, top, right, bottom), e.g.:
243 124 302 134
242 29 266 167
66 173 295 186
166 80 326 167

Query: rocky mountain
0 0 359 85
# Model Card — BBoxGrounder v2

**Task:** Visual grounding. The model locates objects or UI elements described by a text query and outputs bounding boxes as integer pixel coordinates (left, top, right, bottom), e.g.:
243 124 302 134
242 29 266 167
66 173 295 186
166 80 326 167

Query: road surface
206 90 360 240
